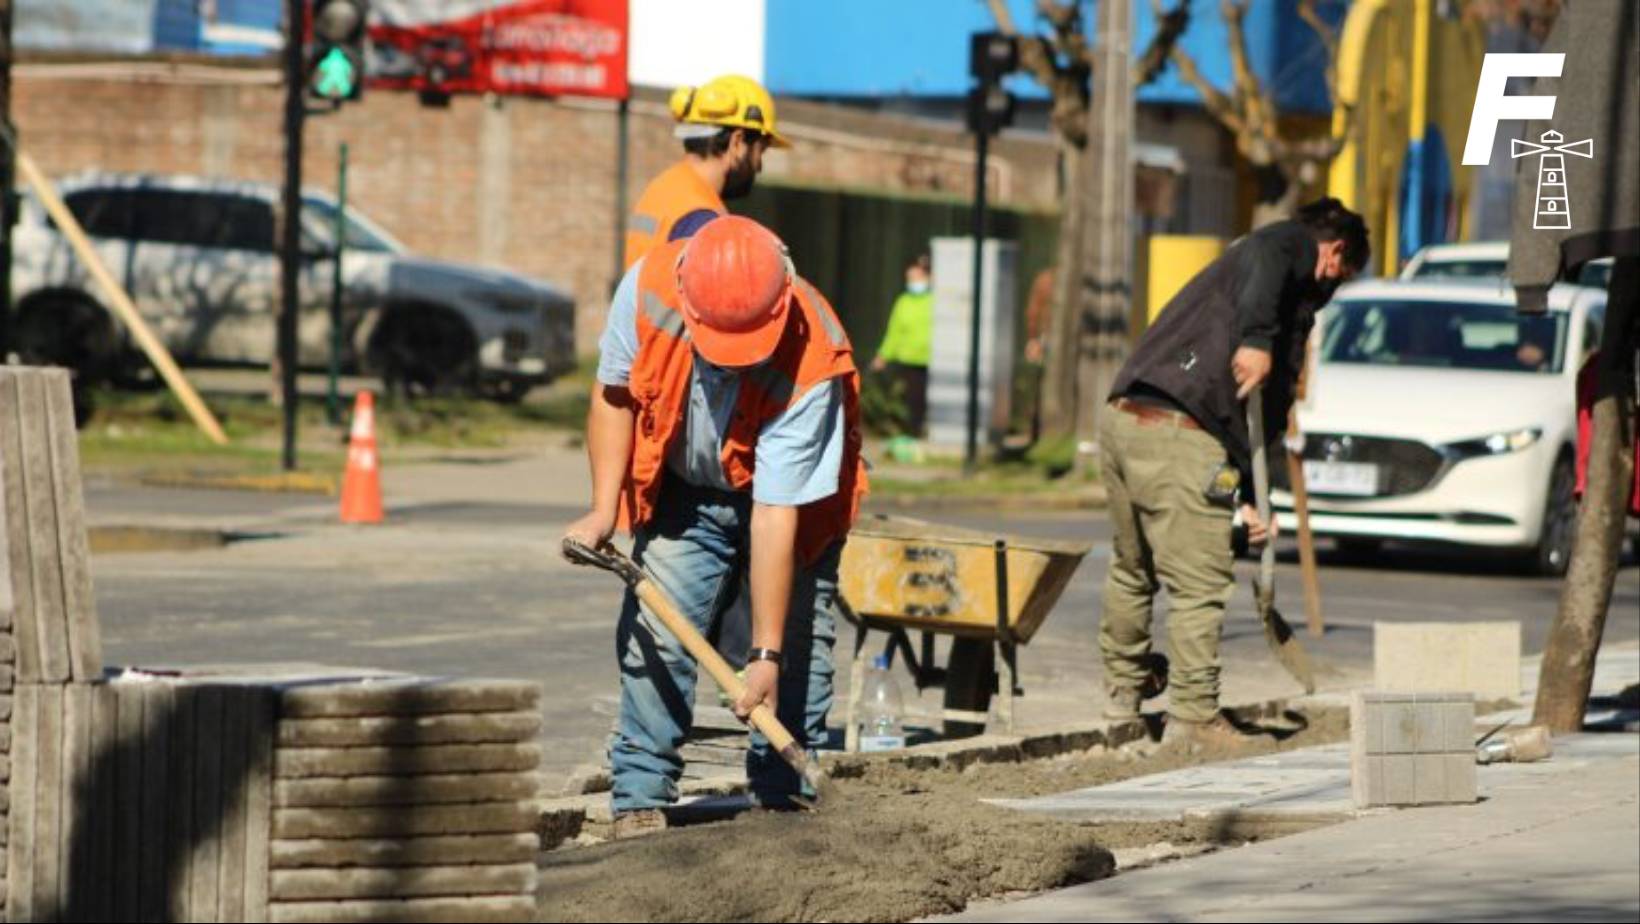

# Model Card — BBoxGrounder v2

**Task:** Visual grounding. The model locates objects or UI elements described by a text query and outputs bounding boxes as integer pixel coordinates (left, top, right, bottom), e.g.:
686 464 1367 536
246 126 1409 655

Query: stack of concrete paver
1 368 105 923
1 367 547 922
1350 691 1478 808
268 677 543 924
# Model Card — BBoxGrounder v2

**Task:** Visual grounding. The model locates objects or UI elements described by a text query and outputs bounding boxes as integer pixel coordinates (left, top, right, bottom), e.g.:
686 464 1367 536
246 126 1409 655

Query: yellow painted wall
1147 235 1226 321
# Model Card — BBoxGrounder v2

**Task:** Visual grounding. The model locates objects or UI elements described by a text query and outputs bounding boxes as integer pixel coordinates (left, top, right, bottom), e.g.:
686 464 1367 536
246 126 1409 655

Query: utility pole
279 0 307 471
1073 0 1135 468
0 0 15 362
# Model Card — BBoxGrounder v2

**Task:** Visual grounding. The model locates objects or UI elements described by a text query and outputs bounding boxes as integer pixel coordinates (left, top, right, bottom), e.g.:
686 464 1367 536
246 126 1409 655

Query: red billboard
370 0 629 100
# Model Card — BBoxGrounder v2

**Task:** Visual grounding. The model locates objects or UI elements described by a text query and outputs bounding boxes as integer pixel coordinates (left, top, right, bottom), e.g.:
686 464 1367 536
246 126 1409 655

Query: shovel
562 537 834 808
1246 387 1317 693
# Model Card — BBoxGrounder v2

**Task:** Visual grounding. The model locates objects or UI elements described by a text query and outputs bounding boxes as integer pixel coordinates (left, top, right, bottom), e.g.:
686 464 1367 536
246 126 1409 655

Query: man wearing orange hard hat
622 74 790 271
565 215 866 836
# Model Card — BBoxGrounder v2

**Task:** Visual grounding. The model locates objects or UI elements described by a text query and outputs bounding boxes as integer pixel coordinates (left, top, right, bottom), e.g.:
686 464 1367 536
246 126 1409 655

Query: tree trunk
1532 255 1639 733
1070 0 1136 463
1040 138 1087 437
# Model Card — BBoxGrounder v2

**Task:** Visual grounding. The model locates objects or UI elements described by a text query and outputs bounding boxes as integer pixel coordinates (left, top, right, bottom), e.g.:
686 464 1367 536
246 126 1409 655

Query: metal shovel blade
1254 579 1316 693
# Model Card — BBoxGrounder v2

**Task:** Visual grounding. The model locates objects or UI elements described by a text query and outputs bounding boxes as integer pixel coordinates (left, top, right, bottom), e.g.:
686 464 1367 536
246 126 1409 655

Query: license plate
1304 461 1379 496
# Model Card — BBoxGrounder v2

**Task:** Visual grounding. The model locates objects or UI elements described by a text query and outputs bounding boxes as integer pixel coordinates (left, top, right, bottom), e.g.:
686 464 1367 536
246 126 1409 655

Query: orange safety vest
623 161 727 271
617 241 869 565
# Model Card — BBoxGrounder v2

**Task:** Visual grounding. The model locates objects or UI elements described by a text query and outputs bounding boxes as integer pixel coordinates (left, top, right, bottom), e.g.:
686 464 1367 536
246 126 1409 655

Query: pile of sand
537 707 1349 922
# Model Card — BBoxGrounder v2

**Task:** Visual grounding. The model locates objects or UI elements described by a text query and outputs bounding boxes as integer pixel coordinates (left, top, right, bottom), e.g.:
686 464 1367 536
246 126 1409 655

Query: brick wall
13 60 1059 352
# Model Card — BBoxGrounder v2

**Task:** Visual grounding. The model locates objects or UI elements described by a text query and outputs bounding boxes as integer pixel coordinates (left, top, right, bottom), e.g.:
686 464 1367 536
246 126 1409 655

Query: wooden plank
0 373 42 679
269 862 537 901
216 688 251 923
278 679 541 718
167 684 198 924
0 632 16 664
274 743 541 778
275 711 542 747
17 371 73 682
269 833 538 869
88 682 117 923
0 662 13 691
59 682 94 921
243 687 276 924
113 682 144 918
266 895 537 924
0 690 12 723
271 802 538 839
272 772 541 808
7 684 38 923
139 683 175 924
31 683 63 919
190 686 225 923
44 370 103 681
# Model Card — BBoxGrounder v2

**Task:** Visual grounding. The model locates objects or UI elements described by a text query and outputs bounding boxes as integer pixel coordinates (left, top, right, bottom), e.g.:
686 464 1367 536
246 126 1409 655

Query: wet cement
536 707 1352 923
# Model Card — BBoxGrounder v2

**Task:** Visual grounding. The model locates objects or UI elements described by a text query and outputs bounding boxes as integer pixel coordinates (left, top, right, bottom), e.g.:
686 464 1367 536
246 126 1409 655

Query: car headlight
1444 427 1542 460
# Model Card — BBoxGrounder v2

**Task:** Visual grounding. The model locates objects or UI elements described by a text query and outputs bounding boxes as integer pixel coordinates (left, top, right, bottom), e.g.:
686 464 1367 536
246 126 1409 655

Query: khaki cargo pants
1097 405 1236 723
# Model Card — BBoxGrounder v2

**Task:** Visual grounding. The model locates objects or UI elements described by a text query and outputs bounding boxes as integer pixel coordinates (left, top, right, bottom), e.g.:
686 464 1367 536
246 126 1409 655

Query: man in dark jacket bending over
1099 198 1369 749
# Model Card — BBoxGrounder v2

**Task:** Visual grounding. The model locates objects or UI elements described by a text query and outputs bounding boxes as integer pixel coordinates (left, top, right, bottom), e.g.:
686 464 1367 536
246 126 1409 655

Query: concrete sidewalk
946 742 1638 922
944 647 1640 923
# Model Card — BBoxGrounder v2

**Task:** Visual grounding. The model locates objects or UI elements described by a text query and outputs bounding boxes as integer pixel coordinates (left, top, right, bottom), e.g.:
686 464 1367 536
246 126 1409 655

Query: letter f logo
1462 53 1564 166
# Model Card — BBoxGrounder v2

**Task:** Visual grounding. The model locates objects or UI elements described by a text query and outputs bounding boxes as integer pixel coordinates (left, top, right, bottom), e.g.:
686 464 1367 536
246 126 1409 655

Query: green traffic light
314 47 357 99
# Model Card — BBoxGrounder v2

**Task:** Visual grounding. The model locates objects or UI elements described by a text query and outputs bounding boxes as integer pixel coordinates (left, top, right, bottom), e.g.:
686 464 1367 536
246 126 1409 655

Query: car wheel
1529 455 1578 577
481 375 532 405
365 306 478 400
942 639 994 739
14 293 121 382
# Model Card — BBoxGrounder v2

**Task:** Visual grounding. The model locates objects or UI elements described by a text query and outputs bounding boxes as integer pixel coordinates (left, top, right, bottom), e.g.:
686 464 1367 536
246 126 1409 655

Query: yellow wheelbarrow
838 515 1091 747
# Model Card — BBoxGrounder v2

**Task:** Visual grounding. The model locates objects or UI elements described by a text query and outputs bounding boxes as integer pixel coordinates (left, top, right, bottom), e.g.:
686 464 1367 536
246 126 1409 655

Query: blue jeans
610 479 840 812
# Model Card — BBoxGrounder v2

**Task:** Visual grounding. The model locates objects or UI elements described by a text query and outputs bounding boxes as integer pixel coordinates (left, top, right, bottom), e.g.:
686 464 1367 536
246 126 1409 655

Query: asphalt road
84 482 1640 788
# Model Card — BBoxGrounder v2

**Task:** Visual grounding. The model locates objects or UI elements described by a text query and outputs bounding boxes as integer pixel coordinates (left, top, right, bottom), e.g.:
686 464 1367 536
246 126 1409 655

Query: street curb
138 470 339 495
533 694 1300 850
869 485 1108 511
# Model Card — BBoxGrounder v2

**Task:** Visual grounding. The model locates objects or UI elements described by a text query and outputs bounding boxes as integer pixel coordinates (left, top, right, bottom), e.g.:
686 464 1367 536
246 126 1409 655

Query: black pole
279 0 306 471
965 129 989 472
327 141 348 426
612 98 630 290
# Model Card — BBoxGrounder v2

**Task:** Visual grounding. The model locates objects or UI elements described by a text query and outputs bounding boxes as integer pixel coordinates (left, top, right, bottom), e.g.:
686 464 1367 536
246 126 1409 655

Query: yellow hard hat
668 75 791 149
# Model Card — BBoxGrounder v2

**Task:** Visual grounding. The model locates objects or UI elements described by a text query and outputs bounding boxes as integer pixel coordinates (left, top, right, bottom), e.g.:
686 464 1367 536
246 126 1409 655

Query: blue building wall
765 0 1346 115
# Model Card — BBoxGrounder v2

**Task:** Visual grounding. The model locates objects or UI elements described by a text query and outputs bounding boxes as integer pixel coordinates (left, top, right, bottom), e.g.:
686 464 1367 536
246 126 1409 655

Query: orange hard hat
675 216 793 368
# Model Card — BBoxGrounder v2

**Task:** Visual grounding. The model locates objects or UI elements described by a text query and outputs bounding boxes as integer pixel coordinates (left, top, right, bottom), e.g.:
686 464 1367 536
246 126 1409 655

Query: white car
1273 279 1606 575
1400 240 1612 289
10 172 577 401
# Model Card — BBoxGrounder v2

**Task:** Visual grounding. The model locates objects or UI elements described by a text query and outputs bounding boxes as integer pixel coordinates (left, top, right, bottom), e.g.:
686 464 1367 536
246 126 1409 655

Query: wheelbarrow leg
997 640 1018 733
993 539 1017 733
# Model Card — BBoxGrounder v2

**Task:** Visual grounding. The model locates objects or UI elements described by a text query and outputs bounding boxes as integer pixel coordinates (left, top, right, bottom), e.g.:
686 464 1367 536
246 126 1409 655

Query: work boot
1162 713 1260 755
611 808 667 841
1103 686 1142 720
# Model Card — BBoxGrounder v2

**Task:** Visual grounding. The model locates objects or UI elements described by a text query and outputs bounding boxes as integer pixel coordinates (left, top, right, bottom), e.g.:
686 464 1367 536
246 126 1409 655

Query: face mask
907 281 930 295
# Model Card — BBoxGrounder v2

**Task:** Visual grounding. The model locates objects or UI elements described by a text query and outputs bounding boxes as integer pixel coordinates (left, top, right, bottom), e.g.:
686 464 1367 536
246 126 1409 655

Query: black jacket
1110 220 1329 488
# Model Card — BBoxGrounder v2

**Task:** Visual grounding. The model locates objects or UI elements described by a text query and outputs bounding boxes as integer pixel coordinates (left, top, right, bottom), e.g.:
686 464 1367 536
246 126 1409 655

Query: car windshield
301 198 401 253
1322 299 1568 374
1408 259 1506 279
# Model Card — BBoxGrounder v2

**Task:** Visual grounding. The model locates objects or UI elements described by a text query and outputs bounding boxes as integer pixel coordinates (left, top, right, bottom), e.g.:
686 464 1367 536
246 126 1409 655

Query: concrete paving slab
940 740 1640 923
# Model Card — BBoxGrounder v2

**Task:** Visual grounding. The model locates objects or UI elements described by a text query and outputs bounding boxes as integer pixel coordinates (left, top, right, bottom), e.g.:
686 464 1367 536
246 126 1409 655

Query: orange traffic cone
340 391 384 524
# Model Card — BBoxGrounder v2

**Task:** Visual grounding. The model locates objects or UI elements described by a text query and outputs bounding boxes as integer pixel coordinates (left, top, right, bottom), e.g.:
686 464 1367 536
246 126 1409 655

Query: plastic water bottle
858 654 906 752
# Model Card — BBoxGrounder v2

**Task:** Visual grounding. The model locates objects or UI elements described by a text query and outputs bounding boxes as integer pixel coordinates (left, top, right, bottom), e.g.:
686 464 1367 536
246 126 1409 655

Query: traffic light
309 0 369 103
967 31 1017 136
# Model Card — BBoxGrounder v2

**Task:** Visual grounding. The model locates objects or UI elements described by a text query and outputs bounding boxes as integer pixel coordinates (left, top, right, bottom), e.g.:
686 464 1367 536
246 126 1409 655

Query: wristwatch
746 647 783 668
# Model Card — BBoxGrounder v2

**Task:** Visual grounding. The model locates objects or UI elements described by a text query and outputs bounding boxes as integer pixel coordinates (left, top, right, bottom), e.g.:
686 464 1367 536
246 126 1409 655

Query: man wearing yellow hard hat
622 74 790 271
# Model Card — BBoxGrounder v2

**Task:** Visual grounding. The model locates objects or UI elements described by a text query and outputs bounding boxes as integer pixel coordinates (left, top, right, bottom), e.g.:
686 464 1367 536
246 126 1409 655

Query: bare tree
1166 0 1353 227
986 0 1189 438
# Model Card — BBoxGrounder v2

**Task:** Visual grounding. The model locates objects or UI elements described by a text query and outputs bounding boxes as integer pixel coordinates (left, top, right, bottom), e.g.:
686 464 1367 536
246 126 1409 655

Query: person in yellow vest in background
565 216 867 838
870 254 934 438
622 75 790 270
